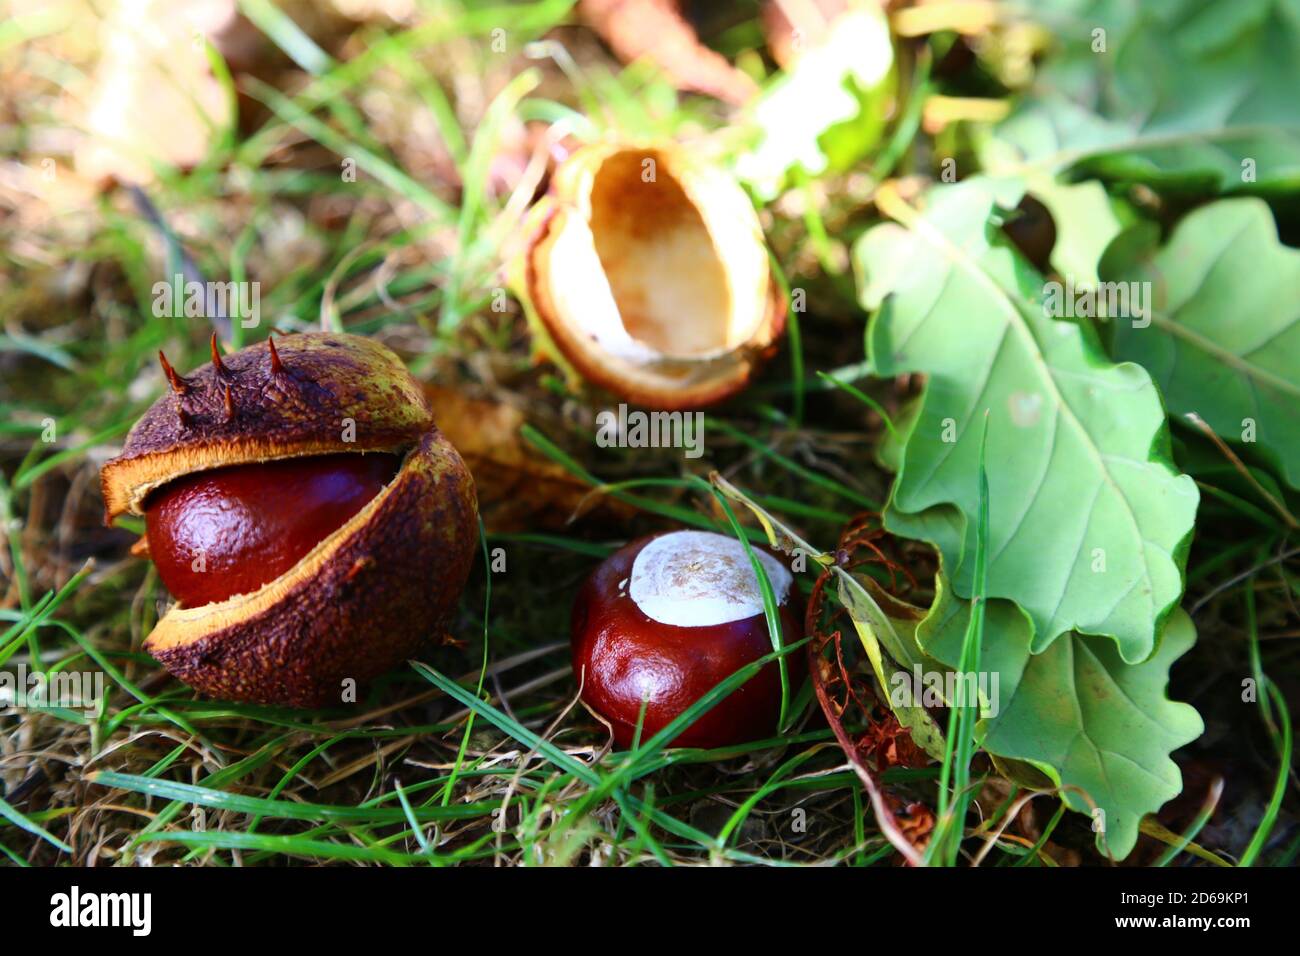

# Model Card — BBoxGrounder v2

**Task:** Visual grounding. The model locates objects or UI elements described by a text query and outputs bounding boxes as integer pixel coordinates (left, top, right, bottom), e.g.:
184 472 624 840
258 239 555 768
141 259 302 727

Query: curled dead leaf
804 512 943 864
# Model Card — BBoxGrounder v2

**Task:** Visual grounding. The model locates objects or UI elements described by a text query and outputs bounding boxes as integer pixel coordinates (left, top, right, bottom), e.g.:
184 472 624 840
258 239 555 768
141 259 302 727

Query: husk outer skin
101 332 432 521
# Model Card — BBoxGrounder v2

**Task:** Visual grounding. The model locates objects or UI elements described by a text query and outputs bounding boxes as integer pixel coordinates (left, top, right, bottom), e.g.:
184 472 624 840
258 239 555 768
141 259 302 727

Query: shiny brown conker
571 529 804 749
144 452 400 607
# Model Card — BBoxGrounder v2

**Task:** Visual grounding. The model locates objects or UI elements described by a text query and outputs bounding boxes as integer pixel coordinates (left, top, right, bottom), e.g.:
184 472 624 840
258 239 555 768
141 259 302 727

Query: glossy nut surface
145 452 400 607
571 530 804 749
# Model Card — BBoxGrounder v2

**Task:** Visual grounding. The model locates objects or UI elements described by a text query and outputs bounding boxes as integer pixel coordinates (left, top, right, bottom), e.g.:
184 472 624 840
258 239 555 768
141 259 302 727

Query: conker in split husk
101 332 478 707
571 530 804 749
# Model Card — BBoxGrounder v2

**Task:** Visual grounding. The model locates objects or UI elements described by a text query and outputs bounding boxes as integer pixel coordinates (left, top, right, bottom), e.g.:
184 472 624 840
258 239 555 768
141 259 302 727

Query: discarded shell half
518 141 787 410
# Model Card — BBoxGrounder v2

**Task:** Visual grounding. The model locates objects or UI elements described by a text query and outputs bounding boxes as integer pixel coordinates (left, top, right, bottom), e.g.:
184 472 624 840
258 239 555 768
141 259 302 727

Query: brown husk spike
158 351 188 394
267 333 284 375
210 332 228 377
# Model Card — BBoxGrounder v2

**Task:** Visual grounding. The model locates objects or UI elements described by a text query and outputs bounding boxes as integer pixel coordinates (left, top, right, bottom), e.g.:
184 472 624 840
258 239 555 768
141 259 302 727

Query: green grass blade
0 794 72 855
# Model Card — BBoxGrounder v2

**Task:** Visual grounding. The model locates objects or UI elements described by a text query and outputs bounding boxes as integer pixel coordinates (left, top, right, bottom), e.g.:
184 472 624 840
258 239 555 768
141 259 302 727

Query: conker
144 452 400 607
101 332 478 707
571 530 804 749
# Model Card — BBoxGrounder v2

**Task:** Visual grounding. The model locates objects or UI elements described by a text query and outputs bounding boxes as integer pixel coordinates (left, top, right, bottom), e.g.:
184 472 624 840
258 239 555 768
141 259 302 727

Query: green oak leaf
918 578 1203 861
991 0 1300 193
874 394 919 475
1105 198 1300 490
855 178 1198 663
996 99 1300 195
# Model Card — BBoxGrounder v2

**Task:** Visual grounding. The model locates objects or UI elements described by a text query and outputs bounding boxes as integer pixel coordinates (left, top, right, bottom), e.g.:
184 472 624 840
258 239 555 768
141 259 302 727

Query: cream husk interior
545 147 770 362
144 447 411 651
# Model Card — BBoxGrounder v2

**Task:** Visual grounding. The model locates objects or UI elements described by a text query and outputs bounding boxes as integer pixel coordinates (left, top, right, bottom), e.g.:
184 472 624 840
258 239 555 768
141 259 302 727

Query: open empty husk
518 141 786 410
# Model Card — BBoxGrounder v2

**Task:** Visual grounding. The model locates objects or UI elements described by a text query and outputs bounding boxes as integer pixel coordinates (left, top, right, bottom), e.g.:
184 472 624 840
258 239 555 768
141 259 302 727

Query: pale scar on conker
100 332 479 708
